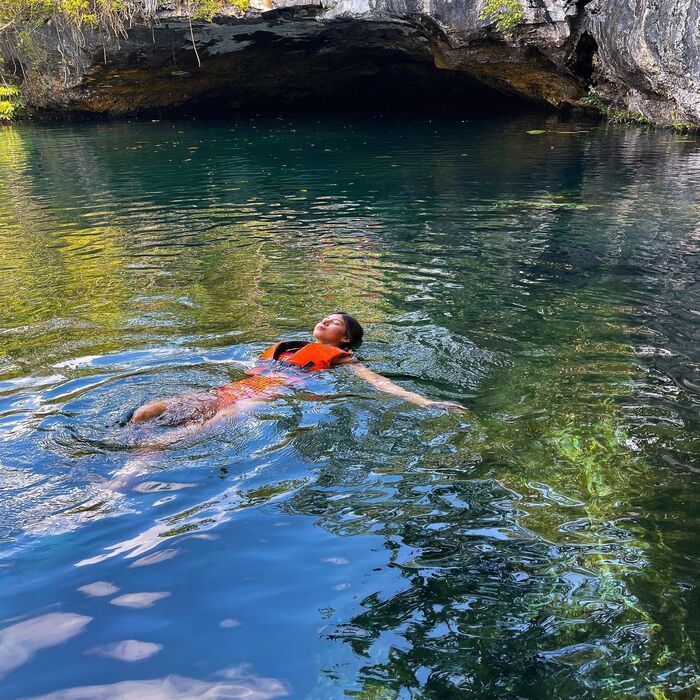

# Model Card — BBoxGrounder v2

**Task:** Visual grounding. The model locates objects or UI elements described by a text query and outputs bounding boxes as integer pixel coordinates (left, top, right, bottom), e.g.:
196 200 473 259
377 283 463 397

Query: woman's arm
344 361 466 413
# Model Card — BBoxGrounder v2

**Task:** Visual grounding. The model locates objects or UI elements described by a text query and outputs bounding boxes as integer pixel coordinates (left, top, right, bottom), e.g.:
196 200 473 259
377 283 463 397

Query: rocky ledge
1 0 699 126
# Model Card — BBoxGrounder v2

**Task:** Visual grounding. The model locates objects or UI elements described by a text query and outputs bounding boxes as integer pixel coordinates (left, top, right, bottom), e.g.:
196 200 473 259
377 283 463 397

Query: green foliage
669 118 698 133
579 90 652 125
577 88 606 112
0 85 23 120
0 0 251 91
479 0 524 34
0 0 53 31
0 0 250 34
606 109 652 126
191 0 222 20
579 89 698 131
191 0 248 20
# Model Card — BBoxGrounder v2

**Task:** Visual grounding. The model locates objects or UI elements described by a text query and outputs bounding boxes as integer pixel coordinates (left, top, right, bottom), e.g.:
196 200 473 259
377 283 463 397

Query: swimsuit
215 342 350 408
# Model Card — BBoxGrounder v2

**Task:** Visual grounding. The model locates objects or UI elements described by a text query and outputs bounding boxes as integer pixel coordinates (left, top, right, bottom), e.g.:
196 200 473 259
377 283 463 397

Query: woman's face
313 314 350 347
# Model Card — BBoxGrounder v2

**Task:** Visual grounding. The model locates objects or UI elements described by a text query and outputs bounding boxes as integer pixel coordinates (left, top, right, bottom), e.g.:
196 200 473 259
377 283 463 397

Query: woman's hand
426 400 468 414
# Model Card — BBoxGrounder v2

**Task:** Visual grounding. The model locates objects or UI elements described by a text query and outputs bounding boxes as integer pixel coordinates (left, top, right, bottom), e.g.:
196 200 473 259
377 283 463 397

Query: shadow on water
0 115 698 698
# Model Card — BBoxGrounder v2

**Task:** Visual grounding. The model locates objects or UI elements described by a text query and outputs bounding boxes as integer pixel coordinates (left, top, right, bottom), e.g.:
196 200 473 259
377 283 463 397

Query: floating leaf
494 198 596 210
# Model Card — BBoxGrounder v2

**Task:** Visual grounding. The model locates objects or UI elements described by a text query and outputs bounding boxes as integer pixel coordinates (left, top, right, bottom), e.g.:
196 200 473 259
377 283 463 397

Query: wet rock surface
586 0 700 125
1 0 698 124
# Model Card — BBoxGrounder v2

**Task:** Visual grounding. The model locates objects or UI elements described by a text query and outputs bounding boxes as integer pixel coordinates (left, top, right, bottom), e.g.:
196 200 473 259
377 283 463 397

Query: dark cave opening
179 61 543 118
568 31 598 86
106 16 552 119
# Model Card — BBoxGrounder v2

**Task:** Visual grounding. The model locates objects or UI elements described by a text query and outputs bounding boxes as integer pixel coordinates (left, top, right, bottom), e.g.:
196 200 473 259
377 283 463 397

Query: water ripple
0 116 698 698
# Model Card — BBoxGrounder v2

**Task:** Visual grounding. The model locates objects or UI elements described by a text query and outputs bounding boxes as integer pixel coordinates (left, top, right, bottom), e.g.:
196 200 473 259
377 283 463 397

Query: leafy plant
479 0 524 34
0 0 249 35
578 89 700 131
0 0 251 90
669 117 698 133
0 85 23 120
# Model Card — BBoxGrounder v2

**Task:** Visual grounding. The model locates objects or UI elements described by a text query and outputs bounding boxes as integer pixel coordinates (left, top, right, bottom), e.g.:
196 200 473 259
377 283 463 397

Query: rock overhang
1 0 698 125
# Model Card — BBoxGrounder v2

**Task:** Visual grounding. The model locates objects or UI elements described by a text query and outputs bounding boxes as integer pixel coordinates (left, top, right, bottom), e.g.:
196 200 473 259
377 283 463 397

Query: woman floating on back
131 312 465 440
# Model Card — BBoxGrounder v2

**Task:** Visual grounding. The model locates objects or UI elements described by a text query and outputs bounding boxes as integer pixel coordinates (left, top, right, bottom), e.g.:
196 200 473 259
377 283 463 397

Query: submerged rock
0 0 698 125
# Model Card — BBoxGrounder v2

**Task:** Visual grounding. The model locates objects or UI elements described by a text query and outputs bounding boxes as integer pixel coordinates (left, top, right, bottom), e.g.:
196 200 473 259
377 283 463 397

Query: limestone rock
0 0 698 125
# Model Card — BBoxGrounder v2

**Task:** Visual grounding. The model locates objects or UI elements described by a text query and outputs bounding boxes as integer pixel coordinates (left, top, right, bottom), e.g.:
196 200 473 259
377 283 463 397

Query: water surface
0 115 699 698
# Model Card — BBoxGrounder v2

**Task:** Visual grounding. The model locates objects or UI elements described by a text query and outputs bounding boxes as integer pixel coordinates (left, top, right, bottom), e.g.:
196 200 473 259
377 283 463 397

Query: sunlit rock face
1 0 698 124
585 0 700 125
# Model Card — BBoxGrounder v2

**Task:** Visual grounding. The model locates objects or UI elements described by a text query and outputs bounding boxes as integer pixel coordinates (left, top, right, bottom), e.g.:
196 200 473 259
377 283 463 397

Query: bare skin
131 313 466 437
347 363 465 412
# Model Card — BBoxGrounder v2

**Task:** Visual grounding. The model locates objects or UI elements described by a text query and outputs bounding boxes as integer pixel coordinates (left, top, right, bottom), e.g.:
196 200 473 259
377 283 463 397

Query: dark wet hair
333 311 364 349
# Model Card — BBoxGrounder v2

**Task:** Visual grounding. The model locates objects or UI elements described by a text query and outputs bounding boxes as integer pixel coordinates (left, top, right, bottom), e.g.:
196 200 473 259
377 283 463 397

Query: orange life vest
255 341 350 372
216 342 350 408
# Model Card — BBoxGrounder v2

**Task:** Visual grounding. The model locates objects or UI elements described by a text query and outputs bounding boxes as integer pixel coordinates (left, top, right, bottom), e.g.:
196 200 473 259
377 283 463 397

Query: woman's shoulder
331 352 359 367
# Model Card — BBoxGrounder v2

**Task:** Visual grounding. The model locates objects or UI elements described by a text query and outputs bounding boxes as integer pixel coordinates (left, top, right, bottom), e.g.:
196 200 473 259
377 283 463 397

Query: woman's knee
132 401 169 423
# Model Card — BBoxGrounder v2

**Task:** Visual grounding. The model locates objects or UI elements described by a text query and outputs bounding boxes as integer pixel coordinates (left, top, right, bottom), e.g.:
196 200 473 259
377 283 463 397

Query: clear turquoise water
0 115 699 698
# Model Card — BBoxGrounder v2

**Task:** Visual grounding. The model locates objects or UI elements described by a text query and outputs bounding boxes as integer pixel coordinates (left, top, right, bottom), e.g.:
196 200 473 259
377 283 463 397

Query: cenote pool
0 115 698 698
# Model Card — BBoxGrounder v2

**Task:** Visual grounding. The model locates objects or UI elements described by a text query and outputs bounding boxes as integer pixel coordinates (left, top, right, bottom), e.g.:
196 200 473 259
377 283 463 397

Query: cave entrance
186 56 540 117
145 16 545 118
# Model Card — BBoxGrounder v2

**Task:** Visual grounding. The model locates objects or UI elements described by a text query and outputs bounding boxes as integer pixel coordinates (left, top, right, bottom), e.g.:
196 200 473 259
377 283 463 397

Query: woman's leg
137 398 258 449
132 400 170 423
131 391 220 426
